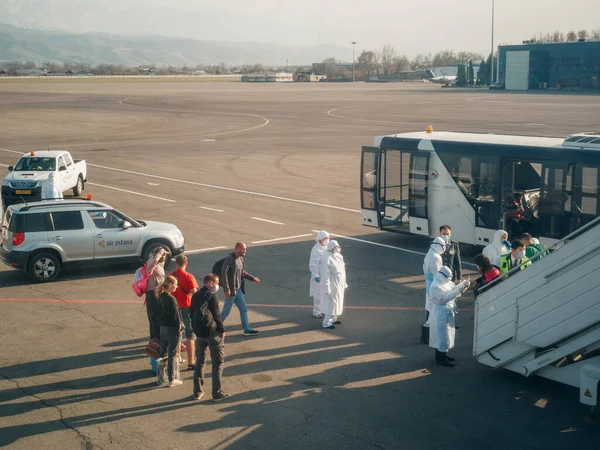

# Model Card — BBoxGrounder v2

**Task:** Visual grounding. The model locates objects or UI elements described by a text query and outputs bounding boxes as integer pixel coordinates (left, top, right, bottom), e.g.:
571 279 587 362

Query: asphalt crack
0 370 107 450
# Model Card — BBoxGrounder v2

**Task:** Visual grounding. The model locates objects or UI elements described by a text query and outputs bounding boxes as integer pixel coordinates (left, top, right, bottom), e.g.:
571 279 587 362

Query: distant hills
0 22 351 67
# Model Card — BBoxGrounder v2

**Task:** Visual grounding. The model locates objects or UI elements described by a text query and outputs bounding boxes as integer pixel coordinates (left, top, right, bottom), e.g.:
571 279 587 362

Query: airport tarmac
0 80 599 449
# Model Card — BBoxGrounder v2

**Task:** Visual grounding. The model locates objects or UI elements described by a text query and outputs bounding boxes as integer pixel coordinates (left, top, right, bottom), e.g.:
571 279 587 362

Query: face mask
441 235 450 243
517 251 525 259
333 247 341 254
321 238 330 246
208 284 219 294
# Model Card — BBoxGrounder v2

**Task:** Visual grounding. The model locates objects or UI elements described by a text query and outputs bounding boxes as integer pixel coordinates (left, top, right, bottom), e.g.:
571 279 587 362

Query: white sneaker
168 379 183 387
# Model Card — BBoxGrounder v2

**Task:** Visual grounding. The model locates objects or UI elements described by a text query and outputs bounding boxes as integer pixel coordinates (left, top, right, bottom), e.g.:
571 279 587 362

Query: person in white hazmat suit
429 266 469 367
320 240 348 329
41 171 63 201
482 230 510 268
309 231 330 318
421 236 447 343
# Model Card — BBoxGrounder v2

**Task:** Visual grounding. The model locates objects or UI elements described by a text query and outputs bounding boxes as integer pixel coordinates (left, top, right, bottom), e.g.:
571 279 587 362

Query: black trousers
193 333 225 396
146 293 160 340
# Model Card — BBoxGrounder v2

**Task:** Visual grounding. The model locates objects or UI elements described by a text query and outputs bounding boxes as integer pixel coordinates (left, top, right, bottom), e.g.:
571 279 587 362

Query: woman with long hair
472 254 501 295
155 275 183 387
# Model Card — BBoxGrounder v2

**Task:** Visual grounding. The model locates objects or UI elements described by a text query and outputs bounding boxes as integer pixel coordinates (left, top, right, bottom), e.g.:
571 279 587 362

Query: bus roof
376 131 600 164
377 131 564 148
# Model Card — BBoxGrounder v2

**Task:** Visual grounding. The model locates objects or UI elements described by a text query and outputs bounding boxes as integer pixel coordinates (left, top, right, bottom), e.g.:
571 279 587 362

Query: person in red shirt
472 254 501 297
170 255 199 371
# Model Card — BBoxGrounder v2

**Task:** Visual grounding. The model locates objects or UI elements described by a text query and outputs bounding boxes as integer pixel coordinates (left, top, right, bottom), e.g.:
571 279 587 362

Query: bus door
360 146 381 228
380 149 411 232
538 161 577 241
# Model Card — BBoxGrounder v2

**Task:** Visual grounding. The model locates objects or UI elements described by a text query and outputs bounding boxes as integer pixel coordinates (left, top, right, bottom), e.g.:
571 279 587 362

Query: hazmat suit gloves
315 277 320 283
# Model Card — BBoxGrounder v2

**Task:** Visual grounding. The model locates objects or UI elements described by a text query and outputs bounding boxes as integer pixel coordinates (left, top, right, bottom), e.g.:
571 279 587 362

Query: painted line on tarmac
0 146 360 214
199 206 224 212
313 230 478 268
251 216 284 225
0 297 474 312
185 246 227 255
251 233 313 244
87 182 177 203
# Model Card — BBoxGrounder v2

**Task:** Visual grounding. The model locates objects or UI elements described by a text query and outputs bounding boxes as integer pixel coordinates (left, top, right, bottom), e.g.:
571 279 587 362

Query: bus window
437 153 501 229
539 163 578 238
574 166 599 218
409 155 428 218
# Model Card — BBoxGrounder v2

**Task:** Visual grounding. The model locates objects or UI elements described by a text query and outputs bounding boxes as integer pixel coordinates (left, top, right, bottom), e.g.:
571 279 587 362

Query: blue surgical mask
441 235 450 243
517 251 525 259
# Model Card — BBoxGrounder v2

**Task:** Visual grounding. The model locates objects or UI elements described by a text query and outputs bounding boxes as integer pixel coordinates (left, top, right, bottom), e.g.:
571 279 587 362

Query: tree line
527 28 600 44
0 61 250 76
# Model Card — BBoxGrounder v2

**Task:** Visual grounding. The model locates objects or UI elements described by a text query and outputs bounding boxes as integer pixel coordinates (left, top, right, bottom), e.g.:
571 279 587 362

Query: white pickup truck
2 151 87 207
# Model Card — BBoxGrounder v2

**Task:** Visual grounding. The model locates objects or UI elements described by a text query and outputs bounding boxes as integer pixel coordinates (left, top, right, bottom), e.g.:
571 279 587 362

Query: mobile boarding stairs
474 217 600 410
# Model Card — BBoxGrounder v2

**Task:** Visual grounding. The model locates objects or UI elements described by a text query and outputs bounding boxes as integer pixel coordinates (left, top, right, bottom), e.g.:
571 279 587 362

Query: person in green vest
520 233 547 263
499 240 532 276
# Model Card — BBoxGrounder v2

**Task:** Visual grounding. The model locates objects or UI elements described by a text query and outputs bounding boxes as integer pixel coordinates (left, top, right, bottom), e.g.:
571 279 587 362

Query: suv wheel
29 252 61 282
73 176 84 196
142 242 172 266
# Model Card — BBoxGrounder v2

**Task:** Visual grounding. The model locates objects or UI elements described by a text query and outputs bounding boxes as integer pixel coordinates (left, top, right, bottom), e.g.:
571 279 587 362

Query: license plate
15 190 31 195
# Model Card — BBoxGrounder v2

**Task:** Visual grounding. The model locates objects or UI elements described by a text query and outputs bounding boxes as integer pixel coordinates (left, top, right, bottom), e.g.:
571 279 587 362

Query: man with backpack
217 242 260 336
190 273 230 402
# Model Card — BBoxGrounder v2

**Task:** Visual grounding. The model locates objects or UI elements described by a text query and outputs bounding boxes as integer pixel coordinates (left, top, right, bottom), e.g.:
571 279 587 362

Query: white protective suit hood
327 240 340 251
482 229 509 267
433 266 452 283
431 236 446 255
316 230 330 243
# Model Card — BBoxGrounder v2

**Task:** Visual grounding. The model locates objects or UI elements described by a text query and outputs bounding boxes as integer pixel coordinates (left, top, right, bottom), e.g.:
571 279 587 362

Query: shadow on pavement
0 235 597 449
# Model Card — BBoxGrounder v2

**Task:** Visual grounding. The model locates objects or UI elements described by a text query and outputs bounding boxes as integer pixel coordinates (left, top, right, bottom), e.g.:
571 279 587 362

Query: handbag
145 337 161 359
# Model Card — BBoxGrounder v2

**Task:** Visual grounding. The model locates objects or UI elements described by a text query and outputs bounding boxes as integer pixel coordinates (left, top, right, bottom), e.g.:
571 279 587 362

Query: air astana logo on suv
430 169 439 180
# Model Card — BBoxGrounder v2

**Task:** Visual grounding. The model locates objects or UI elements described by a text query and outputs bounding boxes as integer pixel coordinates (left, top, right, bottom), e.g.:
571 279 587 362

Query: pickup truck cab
0 199 185 282
2 151 87 207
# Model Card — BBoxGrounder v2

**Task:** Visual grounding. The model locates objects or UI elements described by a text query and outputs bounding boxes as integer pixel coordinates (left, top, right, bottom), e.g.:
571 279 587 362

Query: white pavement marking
251 217 284 225
87 182 177 203
0 147 360 214
312 230 477 268
251 234 313 244
199 206 224 212
185 246 227 255
119 98 129 104
147 182 160 186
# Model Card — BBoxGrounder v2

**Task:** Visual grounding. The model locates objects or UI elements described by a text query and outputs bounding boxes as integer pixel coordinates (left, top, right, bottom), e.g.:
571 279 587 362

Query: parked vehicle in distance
2 151 87 207
488 82 505 90
0 199 185 282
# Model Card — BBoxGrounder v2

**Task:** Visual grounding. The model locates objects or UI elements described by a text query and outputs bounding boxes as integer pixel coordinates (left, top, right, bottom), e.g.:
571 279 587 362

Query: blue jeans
221 289 251 332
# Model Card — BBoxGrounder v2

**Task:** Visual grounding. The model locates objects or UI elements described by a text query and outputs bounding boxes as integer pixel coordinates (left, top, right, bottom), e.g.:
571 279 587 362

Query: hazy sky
3 0 600 56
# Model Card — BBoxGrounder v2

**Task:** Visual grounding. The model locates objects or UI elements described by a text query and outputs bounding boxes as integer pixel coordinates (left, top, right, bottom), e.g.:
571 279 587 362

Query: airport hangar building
498 40 600 91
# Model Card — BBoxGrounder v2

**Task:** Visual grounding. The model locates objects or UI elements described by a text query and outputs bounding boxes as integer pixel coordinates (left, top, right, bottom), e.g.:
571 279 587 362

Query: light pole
490 0 495 84
351 41 357 82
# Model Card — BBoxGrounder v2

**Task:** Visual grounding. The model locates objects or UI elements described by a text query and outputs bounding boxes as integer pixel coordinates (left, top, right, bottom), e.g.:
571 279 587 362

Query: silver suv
1 199 185 282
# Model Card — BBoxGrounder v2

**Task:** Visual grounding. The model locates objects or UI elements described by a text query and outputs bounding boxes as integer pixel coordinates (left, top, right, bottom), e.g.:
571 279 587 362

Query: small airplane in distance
424 69 457 86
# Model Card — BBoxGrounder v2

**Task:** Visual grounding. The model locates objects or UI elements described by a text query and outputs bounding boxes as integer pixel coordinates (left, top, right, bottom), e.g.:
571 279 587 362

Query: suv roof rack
19 201 108 212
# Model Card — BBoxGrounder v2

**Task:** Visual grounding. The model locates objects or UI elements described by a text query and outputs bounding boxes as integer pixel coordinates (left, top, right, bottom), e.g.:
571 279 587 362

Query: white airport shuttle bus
361 128 600 247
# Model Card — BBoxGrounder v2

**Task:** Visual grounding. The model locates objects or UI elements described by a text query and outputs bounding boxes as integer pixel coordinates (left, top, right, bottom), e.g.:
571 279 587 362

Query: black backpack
212 253 234 287
191 290 216 337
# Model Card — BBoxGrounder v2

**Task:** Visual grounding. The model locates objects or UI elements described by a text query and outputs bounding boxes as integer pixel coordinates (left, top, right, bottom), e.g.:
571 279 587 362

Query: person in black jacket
220 242 261 336
440 225 462 281
155 275 183 387
190 274 230 401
